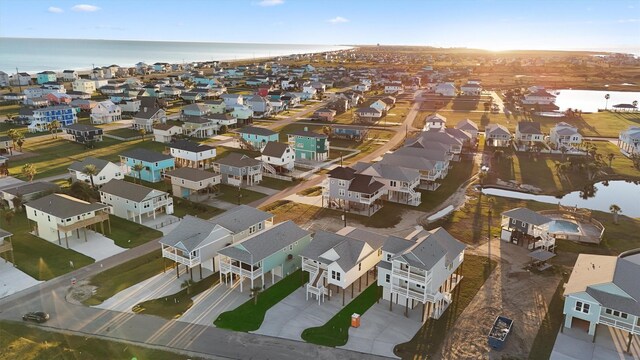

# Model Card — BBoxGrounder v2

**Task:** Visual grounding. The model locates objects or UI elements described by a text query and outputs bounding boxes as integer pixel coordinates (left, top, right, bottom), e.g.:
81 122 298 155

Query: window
385 274 390 283
386 253 392 261
331 270 341 281
249 225 256 234
575 301 590 314
358 263 362 271
378 249 382 256
338 180 346 187
288 244 293 251
338 189 345 197
390 180 397 187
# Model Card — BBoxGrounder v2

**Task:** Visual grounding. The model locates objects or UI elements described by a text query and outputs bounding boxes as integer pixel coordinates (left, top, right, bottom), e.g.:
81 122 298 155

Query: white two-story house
378 227 466 322
550 122 582 150
164 167 221 199
516 121 545 149
68 157 124 186
352 162 422 206
90 100 122 124
167 140 217 170
261 141 295 173
99 179 173 224
618 126 640 156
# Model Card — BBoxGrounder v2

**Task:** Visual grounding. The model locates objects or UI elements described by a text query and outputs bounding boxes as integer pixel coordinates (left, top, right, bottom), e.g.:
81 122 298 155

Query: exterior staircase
238 136 256 151
306 268 327 304
407 187 422 206
262 162 277 174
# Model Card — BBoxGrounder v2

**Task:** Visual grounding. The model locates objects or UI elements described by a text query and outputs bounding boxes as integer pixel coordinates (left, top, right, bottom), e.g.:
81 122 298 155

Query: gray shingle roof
586 287 640 317
68 157 112 173
382 235 415 254
168 140 215 153
354 162 420 182
393 227 466 270
502 207 552 226
218 221 309 264
238 126 277 137
120 148 172 163
26 193 108 219
261 141 290 158
100 179 165 202
348 174 385 194
301 229 385 272
1 181 59 197
165 167 219 182
517 121 543 135
210 205 273 234
159 215 231 252
0 229 13 239
215 152 261 168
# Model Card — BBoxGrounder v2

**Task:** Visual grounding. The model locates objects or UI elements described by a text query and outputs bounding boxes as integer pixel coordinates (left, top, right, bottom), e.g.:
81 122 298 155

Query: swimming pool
548 220 580 234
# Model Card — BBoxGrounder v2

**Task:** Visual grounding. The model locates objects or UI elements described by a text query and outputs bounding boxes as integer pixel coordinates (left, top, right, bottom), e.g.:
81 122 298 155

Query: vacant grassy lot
298 186 322 197
0 321 192 360
1 211 94 280
83 250 167 306
259 176 301 190
172 197 224 219
214 270 308 331
135 274 219 319
302 282 379 347
107 215 163 248
105 127 142 139
394 254 497 358
217 184 267 205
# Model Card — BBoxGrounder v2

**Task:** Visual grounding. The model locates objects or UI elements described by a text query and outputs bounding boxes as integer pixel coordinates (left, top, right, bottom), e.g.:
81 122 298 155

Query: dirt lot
437 239 563 360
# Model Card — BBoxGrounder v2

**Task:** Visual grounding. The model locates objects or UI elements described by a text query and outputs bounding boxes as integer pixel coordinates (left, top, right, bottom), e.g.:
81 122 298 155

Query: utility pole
341 208 346 228
487 198 494 262
16 67 22 92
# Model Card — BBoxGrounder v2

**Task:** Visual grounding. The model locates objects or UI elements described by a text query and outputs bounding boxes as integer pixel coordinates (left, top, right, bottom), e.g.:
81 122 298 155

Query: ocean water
553 89 640 112
0 37 352 73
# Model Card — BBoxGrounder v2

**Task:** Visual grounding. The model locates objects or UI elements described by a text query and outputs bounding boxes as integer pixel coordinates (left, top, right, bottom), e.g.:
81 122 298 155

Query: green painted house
287 128 330 162
217 220 311 291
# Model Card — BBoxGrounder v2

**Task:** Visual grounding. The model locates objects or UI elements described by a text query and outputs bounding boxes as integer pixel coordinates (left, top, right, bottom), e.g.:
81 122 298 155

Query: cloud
48 6 64 13
71 4 101 12
617 18 639 23
328 16 349 24
258 0 284 6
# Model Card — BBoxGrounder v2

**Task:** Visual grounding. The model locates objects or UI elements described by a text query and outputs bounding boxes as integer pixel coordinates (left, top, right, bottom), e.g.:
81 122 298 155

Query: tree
4 211 14 225
48 120 61 139
219 124 228 134
560 146 568 161
604 93 610 110
250 286 262 305
633 100 638 110
181 279 195 295
609 204 622 224
82 164 98 189
631 153 640 170
132 163 145 183
138 128 146 141
11 193 23 212
606 153 615 168
322 126 331 137
21 163 37 182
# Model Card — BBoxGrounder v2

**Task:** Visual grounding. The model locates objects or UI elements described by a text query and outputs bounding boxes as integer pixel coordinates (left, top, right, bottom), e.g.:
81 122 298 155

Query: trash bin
351 313 360 328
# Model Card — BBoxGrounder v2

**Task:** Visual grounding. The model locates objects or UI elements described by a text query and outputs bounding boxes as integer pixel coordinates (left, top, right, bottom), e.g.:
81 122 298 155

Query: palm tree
633 100 638 110
181 279 195 295
138 128 146 141
21 163 37 182
604 93 610 110
16 136 25 152
250 286 262 305
82 164 98 189
609 204 622 224
606 153 615 168
48 120 61 139
4 211 15 225
560 146 568 161
131 163 145 183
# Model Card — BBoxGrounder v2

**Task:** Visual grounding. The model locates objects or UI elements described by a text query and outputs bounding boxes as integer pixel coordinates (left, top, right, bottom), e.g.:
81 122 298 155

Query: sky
0 0 639 53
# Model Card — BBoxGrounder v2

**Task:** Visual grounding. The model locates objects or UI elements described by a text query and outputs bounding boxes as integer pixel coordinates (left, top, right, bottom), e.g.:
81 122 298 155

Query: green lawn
172 197 225 219
105 127 142 139
216 184 267 205
1 211 94 280
214 270 308 332
415 159 477 212
259 176 300 190
302 282 379 347
527 274 568 360
0 321 193 360
394 255 497 358
134 274 219 319
106 215 163 248
83 250 167 306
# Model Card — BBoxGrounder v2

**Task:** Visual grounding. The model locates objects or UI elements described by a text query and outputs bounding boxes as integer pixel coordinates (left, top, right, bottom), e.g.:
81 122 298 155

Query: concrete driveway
65 230 125 261
339 302 423 359
178 278 250 326
140 214 181 235
0 260 42 299
551 326 639 360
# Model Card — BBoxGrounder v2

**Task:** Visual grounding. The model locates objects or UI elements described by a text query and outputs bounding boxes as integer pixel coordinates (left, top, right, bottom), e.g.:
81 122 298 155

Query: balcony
162 248 200 268
390 284 434 303
57 211 109 233
220 260 262 280
392 267 429 284
302 258 321 273
599 315 640 335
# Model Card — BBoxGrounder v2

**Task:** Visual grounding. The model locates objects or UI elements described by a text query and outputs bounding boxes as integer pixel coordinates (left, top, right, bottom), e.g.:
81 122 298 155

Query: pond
481 180 640 218
553 89 640 113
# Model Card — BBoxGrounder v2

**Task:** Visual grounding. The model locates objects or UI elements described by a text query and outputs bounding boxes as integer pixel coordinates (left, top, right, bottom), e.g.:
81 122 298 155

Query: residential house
323 166 387 216
618 126 640 156
230 105 254 123
0 136 13 156
28 105 78 132
261 141 295 173
68 157 123 186
168 140 217 170
133 100 167 131
550 122 583 149
384 84 404 94
1 182 59 210
485 124 512 147
355 107 383 122
202 99 226 114
522 88 556 105
181 116 220 138
407 131 463 161
72 79 96 94
516 121 545 148
287 128 330 162
90 100 122 124
45 92 71 105
24 96 49 107
67 91 92 100
301 227 386 305
181 91 203 103
378 227 466 321
207 113 238 128
221 94 244 110
562 250 640 343
12 72 32 86
181 103 210 118
36 71 57 85
245 96 272 117
455 118 479 142
353 162 422 206
120 148 175 183
331 126 368 144
3 93 26 103
500 207 556 251
100 179 173 223
435 83 456 97
213 152 262 187
313 108 336 122
379 147 450 191
164 167 221 199
0 71 9 86
237 126 278 151
423 113 447 131
218 221 312 292
25 193 110 247
460 82 482 96
63 123 103 144
152 123 183 143
353 83 370 92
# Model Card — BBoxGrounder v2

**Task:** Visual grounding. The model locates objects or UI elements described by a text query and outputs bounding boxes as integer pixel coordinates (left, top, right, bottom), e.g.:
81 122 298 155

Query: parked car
22 311 49 323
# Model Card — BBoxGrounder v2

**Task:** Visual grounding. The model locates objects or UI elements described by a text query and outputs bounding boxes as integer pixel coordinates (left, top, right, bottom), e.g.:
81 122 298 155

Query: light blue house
36 71 57 85
237 126 278 150
119 148 175 183
218 220 312 291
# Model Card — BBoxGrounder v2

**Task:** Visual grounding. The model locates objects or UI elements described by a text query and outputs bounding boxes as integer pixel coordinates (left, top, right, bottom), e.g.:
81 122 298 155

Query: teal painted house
287 128 330 161
237 126 278 150
119 148 175 183
218 220 311 291
36 71 57 85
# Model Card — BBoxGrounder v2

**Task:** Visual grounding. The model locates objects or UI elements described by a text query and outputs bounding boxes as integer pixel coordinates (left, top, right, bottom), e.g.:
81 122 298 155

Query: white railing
227 177 242 187
162 248 200 267
219 261 261 279
392 268 429 284
599 315 640 335
391 284 430 302
152 198 173 208
262 162 277 174
302 259 320 273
